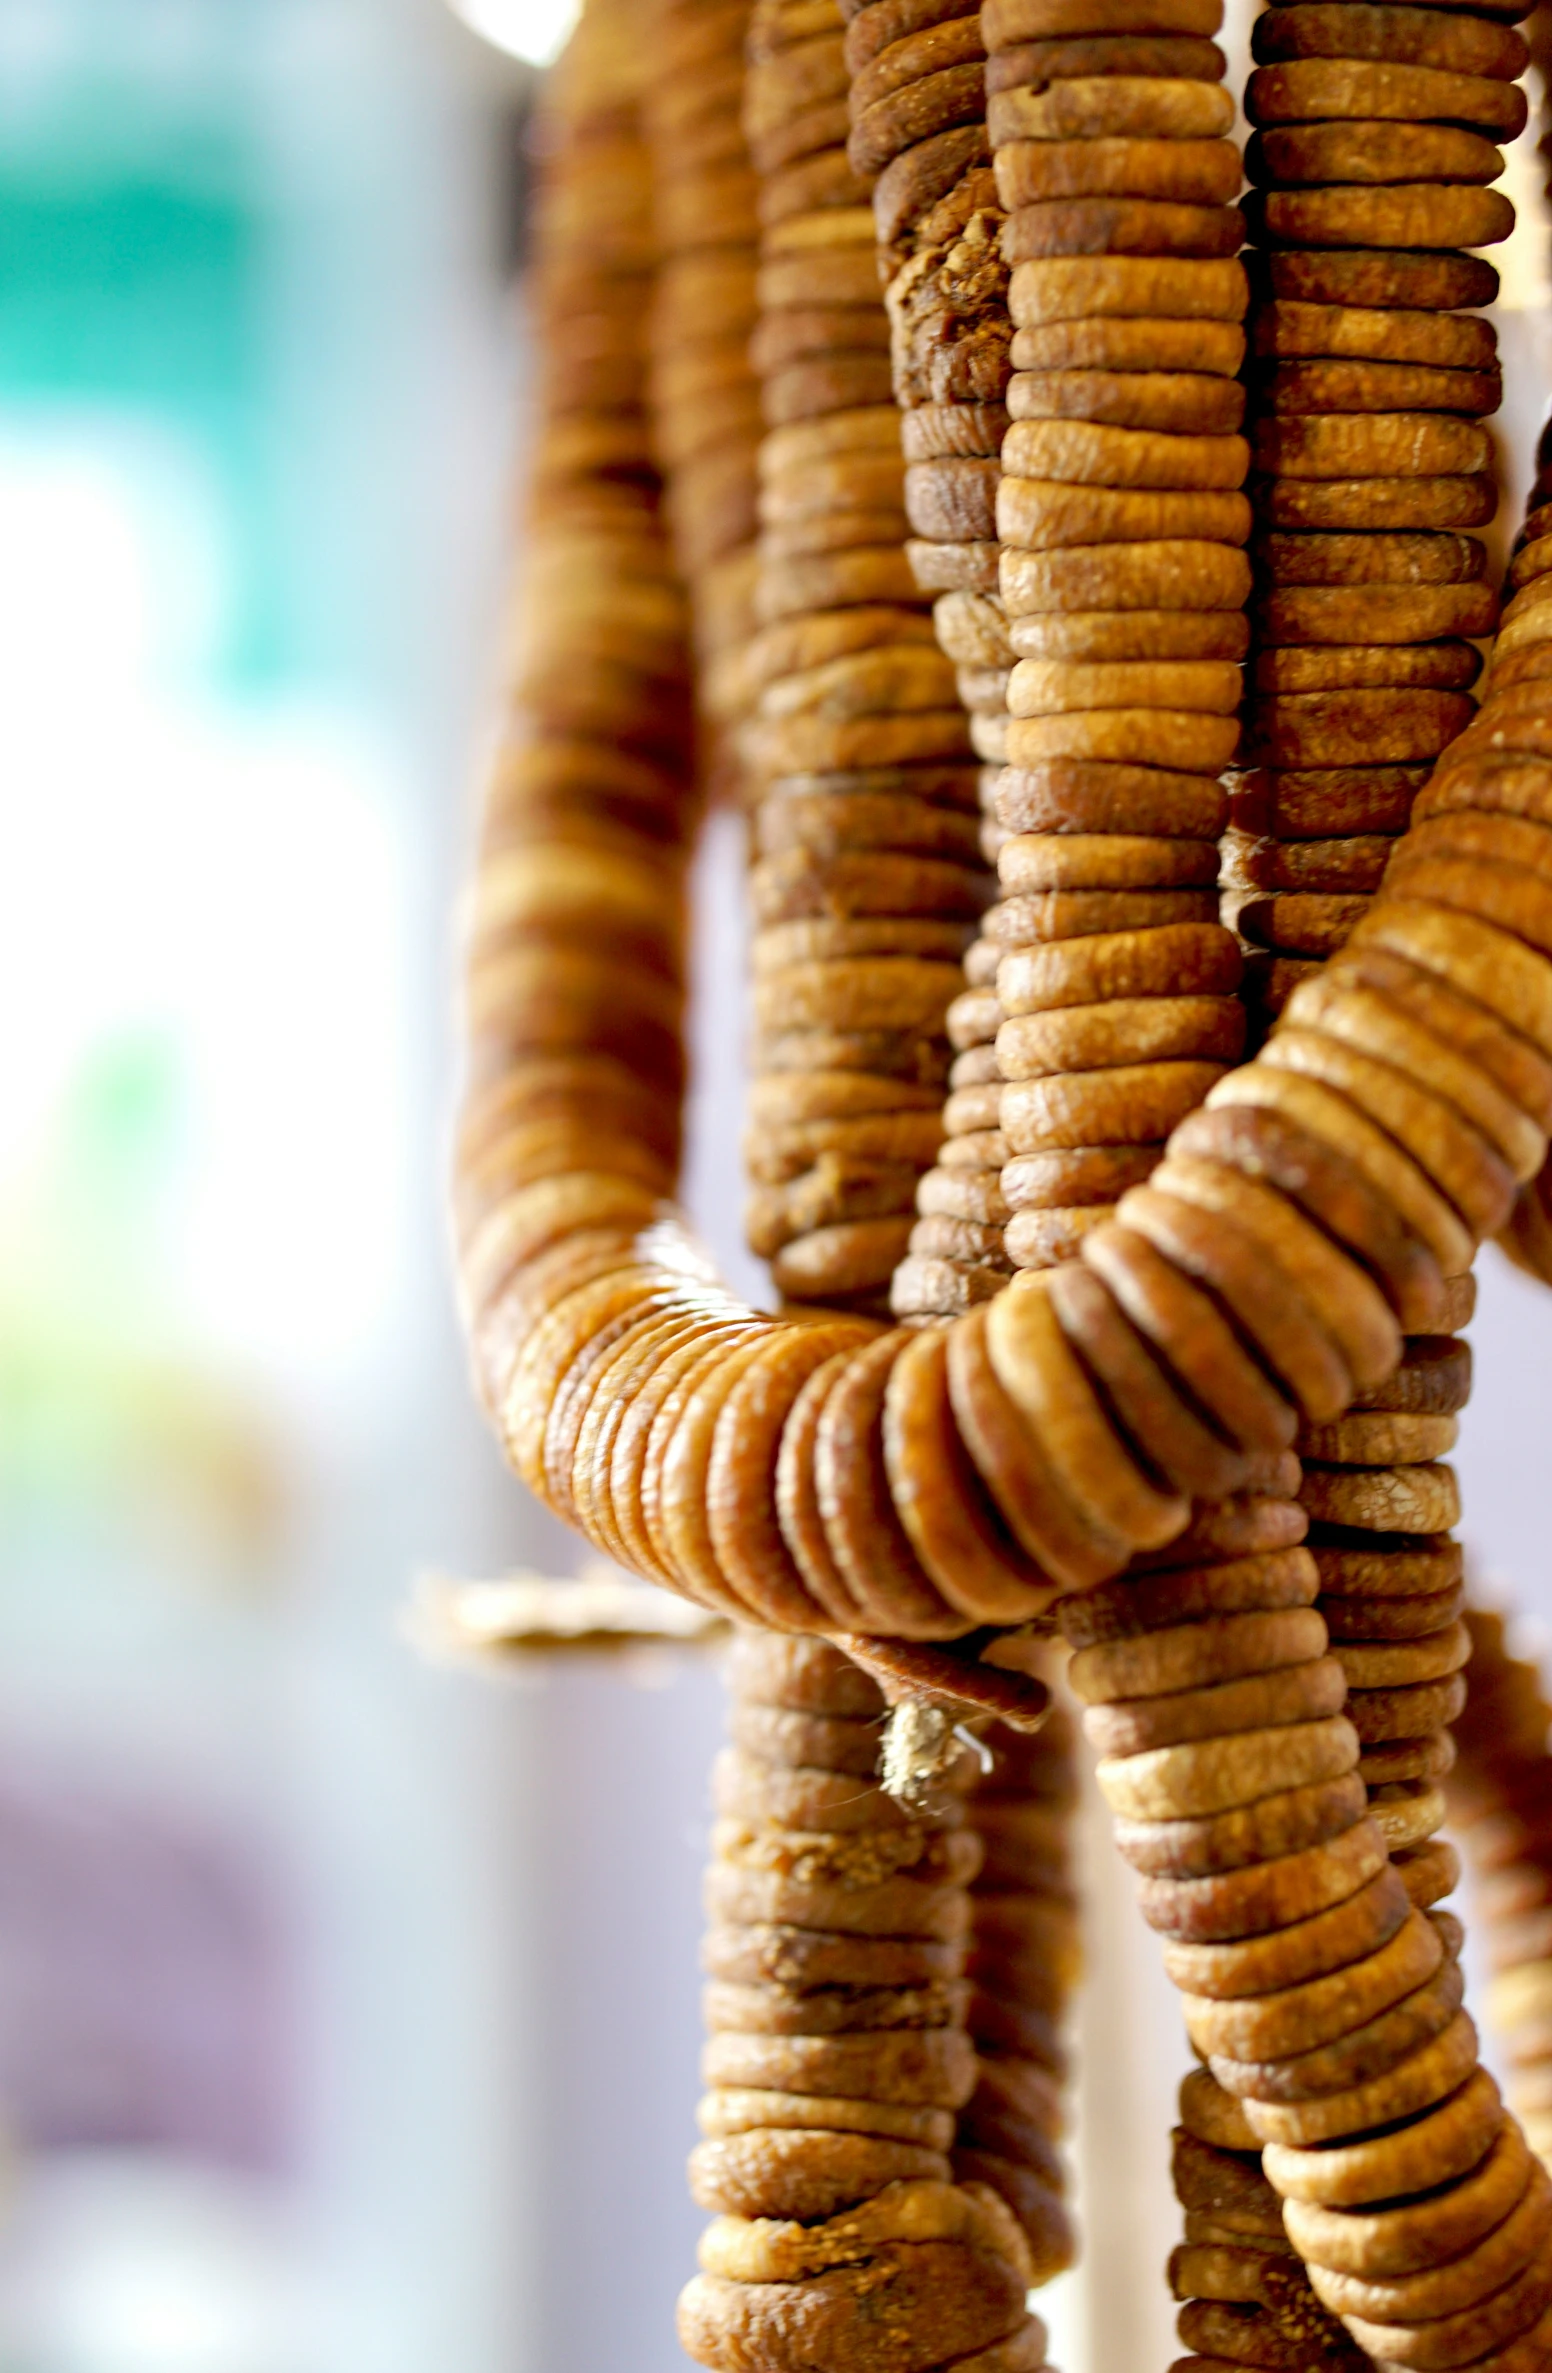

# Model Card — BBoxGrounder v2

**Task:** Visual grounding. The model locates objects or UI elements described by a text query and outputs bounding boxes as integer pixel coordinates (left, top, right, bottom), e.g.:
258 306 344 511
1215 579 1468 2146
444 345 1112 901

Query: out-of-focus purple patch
0 1755 295 2173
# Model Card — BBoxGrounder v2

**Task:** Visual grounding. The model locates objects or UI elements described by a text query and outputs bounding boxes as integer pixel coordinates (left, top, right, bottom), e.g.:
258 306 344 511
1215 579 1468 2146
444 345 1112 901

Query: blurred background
0 2 1549 2369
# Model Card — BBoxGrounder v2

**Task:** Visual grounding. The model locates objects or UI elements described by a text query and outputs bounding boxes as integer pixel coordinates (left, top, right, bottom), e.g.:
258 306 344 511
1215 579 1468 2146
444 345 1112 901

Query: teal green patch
0 153 283 682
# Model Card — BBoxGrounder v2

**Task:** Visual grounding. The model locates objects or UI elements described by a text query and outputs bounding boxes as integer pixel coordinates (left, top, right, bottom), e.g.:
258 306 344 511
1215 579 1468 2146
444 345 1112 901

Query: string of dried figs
1052 587 1552 2366
459 0 1552 1658
1497 10 1552 1295
1196 0 1547 2116
1237 446 1552 2120
956 1687 1080 2284
1054 1499 1549 2366
1449 1602 1552 2176
1225 0 1526 1028
605 31 1079 2363
733 0 993 1321
727 0 1057 1648
458 13 1552 2354
1131 0 1522 2303
1352 476 1552 2198
455 0 697 1377
1065 1478 1376 2372
1295 1278 1476 1909
783 631 1552 2335
1170 2059 1364 2372
974 0 1253 1283
960 51 1278 2332
834 0 1018 1322
944 11 1274 2339
1159 1009 1484 2348
643 0 763 798
834 24 1090 2270
958 4 1480 2316
1492 262 1552 1284
1125 463 1550 2358
680 1631 1059 2373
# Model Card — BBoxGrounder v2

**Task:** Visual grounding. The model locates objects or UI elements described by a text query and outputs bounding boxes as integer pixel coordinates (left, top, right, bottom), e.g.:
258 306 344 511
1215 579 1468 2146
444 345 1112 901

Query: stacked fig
736 0 990 1317
643 0 764 795
841 0 1020 1316
681 1633 1057 2373
1227 0 1526 1023
980 0 1252 1278
1451 1603 1552 2175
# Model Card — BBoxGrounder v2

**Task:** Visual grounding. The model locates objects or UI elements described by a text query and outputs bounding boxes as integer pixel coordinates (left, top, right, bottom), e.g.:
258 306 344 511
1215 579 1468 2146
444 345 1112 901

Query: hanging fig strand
450 0 1552 2359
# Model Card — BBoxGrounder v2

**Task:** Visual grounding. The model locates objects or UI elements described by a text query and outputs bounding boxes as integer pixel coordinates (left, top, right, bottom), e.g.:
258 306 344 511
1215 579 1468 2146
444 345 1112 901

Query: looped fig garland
453 0 1552 2362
